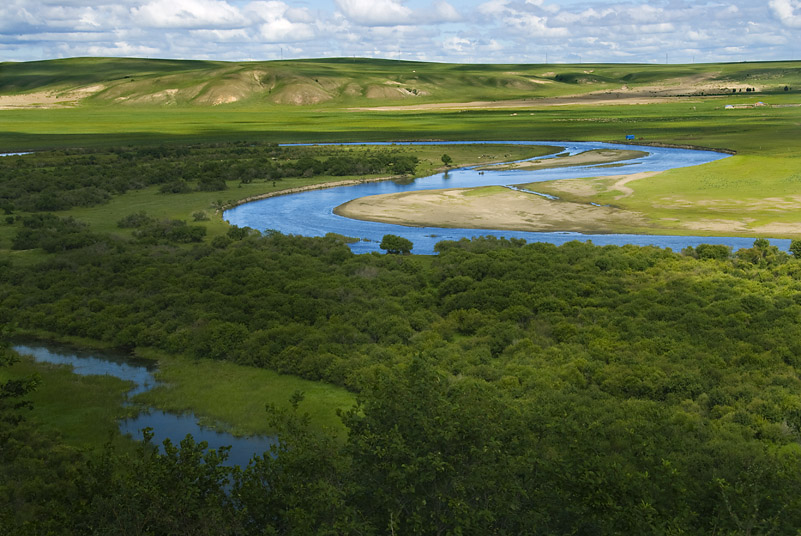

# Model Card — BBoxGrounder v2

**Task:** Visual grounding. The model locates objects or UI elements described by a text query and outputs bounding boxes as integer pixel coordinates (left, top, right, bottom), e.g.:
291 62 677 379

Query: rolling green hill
1 57 799 108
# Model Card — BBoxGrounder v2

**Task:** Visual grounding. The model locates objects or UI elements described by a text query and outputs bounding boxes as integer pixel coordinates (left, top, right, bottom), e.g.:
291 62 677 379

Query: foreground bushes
4 233 801 533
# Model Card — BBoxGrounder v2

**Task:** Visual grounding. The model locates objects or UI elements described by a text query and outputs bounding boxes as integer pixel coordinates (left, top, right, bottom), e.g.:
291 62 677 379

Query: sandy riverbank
333 150 660 234
335 183 651 234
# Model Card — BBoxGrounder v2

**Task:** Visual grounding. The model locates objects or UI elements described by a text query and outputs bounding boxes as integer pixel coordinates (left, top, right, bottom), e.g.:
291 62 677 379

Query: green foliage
441 153 452 166
74 429 239 535
790 239 801 259
117 210 155 229
693 243 732 260
735 238 789 266
0 144 420 214
379 233 413 254
0 343 38 428
11 213 102 252
5 234 801 532
131 218 207 243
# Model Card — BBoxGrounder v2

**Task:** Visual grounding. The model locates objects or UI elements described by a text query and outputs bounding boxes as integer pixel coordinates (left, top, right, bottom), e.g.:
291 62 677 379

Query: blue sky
1 0 799 64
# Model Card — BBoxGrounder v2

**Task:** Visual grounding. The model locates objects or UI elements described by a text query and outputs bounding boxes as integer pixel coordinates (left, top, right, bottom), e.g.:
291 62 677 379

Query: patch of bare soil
534 172 659 201
335 187 649 233
365 85 420 99
0 84 105 109
350 92 683 112
752 222 801 234
271 83 333 105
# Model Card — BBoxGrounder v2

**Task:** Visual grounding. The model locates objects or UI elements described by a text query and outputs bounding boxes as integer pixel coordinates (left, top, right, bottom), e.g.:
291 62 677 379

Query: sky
1 0 800 64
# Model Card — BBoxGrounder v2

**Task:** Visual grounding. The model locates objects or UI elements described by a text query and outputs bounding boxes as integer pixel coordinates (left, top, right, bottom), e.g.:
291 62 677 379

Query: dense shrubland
3 226 801 534
0 143 418 213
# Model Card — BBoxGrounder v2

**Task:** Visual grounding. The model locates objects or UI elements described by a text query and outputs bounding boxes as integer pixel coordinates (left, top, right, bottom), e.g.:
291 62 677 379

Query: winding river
225 141 790 254
12 343 274 467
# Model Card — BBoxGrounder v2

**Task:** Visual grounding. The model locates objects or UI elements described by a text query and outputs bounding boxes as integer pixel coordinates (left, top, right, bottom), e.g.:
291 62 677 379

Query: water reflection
13 343 274 466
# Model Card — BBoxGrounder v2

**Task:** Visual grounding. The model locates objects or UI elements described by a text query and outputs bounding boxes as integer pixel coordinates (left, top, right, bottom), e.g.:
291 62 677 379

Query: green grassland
3 59 800 240
1 57 800 150
2 57 799 108
132 350 355 437
0 353 136 450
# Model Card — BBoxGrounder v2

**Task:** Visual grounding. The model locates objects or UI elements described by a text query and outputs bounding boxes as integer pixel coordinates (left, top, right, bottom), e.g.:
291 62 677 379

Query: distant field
0 57 799 151
2 57 800 235
2 58 801 238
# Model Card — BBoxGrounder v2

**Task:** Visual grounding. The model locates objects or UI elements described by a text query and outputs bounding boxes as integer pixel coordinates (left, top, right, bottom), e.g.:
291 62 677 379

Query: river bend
225 141 788 254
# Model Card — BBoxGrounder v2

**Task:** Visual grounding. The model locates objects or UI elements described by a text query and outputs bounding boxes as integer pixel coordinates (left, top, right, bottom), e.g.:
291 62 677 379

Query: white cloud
335 0 413 26
190 28 249 41
443 36 472 52
333 0 461 28
509 13 569 37
0 0 799 64
85 41 160 56
258 19 315 42
131 0 245 29
770 0 801 27
478 0 510 17
431 1 461 23
246 1 316 42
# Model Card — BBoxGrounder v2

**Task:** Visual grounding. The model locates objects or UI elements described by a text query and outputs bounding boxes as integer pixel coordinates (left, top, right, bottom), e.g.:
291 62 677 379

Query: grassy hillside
2 57 799 109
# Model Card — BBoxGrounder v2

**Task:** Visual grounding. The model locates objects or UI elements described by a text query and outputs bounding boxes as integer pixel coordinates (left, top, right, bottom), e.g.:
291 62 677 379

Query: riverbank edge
221 142 735 214
220 144 567 213
616 140 737 155
222 175 407 212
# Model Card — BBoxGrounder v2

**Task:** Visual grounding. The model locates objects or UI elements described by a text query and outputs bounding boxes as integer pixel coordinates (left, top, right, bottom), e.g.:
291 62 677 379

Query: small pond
13 343 274 467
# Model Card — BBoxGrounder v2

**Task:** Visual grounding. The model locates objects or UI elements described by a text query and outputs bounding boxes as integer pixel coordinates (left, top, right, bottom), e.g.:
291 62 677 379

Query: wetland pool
12 342 274 467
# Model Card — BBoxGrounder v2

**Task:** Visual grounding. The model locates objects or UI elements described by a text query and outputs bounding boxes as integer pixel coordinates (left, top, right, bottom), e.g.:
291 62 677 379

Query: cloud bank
0 0 798 63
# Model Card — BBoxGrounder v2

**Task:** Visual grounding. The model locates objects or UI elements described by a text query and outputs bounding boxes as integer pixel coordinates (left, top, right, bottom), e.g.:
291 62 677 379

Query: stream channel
12 342 274 467
225 141 790 254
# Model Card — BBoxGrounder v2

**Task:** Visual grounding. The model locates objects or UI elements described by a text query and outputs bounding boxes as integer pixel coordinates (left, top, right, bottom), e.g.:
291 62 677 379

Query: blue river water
12 343 274 467
225 141 789 254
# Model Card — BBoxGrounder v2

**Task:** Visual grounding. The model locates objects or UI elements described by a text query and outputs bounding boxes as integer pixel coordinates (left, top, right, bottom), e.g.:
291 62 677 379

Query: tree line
0 142 418 213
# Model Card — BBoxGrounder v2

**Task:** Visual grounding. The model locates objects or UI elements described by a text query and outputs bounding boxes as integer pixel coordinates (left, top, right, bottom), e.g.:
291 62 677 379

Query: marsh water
225 141 789 254
13 343 274 467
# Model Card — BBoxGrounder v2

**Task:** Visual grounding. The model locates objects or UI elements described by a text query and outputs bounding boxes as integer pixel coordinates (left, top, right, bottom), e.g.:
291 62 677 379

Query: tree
0 344 39 425
790 239 801 259
77 430 240 535
380 234 413 255
441 153 453 166
694 243 731 260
